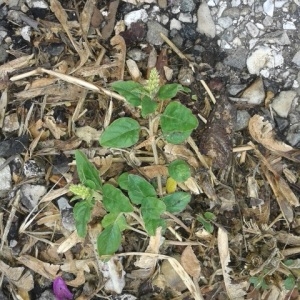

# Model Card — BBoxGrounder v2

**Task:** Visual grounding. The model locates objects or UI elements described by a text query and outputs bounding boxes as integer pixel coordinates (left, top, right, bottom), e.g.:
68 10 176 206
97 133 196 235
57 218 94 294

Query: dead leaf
44 115 66 139
93 155 113 176
199 95 236 169
17 255 60 280
181 246 201 279
0 261 34 291
0 54 34 77
249 114 294 153
101 0 120 40
75 125 102 145
218 227 247 299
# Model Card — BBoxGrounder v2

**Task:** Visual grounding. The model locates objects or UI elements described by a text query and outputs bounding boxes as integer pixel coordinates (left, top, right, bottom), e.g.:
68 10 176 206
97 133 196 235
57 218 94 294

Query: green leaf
143 217 166 236
284 275 295 290
118 172 129 190
162 192 191 213
103 184 133 213
128 174 157 204
111 81 144 106
141 197 166 235
100 117 140 148
75 150 102 191
204 212 216 221
102 212 128 231
141 95 158 117
197 214 214 233
161 102 198 144
97 224 122 256
73 200 94 237
249 276 269 290
157 83 190 100
168 159 191 182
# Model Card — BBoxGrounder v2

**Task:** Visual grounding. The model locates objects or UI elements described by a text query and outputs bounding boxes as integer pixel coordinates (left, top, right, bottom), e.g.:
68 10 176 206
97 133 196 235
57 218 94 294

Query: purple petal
53 277 73 300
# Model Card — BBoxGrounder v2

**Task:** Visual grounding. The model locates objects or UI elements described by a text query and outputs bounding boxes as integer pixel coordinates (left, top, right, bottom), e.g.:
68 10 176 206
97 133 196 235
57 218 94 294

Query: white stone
247 45 284 75
218 16 233 29
3 113 19 133
21 184 47 210
241 77 265 105
256 23 265 30
171 6 180 14
20 26 31 42
271 91 297 118
170 18 182 30
293 0 300 6
207 0 218 6
275 0 288 7
0 158 11 197
263 0 274 17
161 15 169 25
283 21 296 30
292 50 300 67
246 22 260 37
27 0 48 9
232 0 241 6
197 0 216 38
124 9 148 27
178 13 192 23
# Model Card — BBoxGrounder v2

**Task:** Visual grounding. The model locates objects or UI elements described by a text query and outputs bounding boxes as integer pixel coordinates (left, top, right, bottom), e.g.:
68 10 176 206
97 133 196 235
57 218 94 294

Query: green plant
249 274 270 290
196 212 216 233
70 70 198 257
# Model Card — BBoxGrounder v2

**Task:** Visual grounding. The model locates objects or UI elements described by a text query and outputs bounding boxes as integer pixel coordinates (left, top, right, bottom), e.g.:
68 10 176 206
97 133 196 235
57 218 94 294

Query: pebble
217 17 233 29
127 48 146 61
227 84 248 96
263 0 275 17
235 110 251 131
170 18 182 31
0 45 8 63
2 113 19 133
146 21 168 46
124 9 148 28
246 45 284 75
224 47 248 69
57 197 76 232
20 184 47 210
292 50 300 67
178 67 194 86
23 159 45 178
0 157 12 198
180 0 196 12
178 13 192 23
271 90 297 118
0 135 29 158
241 77 265 105
197 0 216 38
286 123 300 146
246 22 260 37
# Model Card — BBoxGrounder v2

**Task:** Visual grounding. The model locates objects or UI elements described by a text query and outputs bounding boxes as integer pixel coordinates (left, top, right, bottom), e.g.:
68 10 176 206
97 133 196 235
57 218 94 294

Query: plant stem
149 115 163 196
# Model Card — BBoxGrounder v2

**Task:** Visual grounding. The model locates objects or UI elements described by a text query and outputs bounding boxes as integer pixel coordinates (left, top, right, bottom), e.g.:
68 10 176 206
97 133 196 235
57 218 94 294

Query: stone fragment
0 45 8 63
246 45 284 75
283 21 296 30
197 0 216 38
246 22 259 37
228 84 248 96
127 48 146 61
170 18 182 30
292 50 300 67
241 77 265 105
146 21 168 46
178 67 194 86
217 16 233 29
178 13 192 23
262 30 290 45
2 113 19 133
263 0 274 17
24 159 45 178
57 197 76 232
271 90 297 118
0 135 29 158
0 157 12 198
286 123 300 146
20 184 47 210
124 9 148 28
224 48 248 70
235 110 251 131
180 0 196 12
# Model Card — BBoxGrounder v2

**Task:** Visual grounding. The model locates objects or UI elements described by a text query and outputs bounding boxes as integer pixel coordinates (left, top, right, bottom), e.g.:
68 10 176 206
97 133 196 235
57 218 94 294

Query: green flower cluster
145 68 160 98
69 184 93 200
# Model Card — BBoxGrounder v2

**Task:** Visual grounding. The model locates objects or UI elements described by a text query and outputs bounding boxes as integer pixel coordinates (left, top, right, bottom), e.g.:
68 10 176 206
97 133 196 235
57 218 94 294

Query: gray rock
197 0 216 38
39 290 56 300
127 49 146 61
218 16 233 29
261 30 291 45
0 157 12 198
271 90 297 118
286 123 300 146
235 110 251 131
178 67 194 86
246 22 260 37
0 135 29 158
146 21 168 46
0 45 8 63
180 0 196 12
292 50 300 67
20 184 47 210
241 77 265 105
246 45 284 75
124 9 148 28
57 197 76 231
224 48 248 70
227 84 248 96
2 113 19 133
24 159 45 178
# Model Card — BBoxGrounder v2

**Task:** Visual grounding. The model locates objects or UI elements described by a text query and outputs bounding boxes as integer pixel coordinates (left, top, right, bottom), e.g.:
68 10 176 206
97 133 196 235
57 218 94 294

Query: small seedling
70 69 197 257
196 212 216 233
